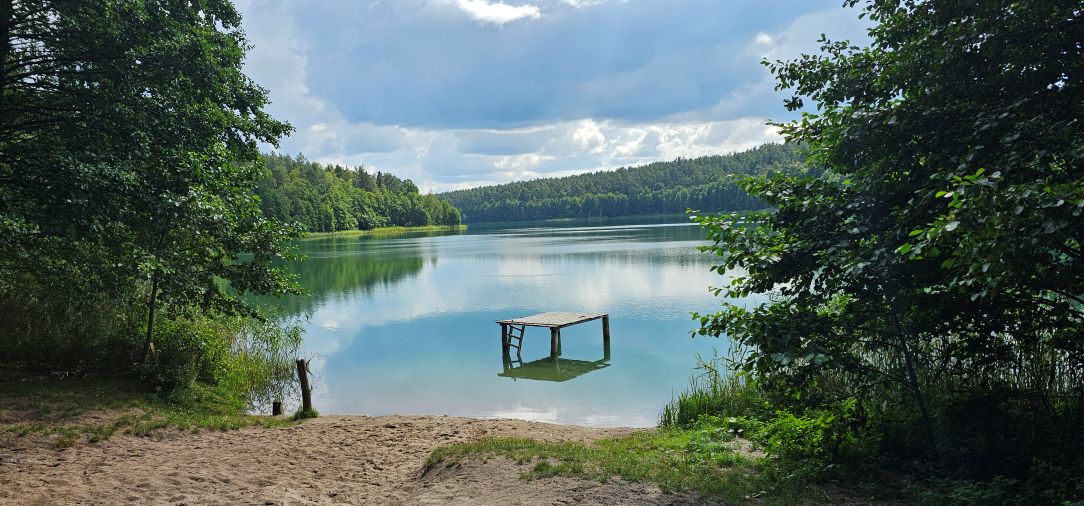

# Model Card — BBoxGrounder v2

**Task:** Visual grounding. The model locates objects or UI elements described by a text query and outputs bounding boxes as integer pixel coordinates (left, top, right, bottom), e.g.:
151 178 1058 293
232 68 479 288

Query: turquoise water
279 219 753 427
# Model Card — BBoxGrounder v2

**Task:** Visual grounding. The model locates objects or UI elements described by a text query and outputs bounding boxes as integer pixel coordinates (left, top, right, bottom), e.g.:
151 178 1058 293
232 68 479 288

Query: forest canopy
439 143 808 223
255 154 462 233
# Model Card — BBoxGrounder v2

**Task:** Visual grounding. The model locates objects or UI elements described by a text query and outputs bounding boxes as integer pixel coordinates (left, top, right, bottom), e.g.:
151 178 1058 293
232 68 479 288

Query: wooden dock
496 311 610 357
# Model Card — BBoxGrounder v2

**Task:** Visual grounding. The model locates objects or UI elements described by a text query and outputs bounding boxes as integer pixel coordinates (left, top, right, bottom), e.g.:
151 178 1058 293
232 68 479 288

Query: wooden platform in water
497 311 611 358
495 311 607 329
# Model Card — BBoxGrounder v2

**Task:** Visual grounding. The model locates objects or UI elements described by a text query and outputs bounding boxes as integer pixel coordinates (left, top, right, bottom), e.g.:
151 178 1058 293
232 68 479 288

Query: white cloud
453 0 541 24
238 2 865 192
562 0 607 7
492 152 556 170
571 119 606 153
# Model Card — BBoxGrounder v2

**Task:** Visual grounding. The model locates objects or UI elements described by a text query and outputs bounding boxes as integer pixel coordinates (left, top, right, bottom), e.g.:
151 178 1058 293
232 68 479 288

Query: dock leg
602 315 610 345
501 323 510 355
550 328 560 357
604 339 611 362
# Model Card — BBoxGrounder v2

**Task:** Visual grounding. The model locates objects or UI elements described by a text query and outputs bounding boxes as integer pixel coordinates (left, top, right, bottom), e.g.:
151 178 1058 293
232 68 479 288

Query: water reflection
263 236 430 315
500 340 612 382
269 219 755 427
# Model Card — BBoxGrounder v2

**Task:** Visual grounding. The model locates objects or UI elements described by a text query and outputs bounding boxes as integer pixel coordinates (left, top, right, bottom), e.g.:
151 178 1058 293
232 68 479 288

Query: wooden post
602 315 610 345
296 359 313 414
603 339 611 362
272 401 282 416
550 327 560 356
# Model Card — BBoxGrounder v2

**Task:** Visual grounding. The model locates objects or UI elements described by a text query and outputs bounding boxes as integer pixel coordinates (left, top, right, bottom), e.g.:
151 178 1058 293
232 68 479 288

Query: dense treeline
0 1 300 407
255 154 461 233
439 144 807 223
677 0 1084 502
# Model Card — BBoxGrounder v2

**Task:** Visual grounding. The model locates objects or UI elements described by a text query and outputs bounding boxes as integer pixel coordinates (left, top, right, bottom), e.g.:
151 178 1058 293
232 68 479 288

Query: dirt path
0 415 705 505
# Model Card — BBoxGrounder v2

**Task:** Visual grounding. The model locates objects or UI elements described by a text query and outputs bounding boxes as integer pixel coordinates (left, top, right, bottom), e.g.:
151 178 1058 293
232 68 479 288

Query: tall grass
660 348 766 428
147 311 303 409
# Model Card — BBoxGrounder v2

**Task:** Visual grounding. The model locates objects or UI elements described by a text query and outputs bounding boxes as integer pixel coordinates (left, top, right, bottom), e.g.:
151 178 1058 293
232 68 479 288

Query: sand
0 415 708 505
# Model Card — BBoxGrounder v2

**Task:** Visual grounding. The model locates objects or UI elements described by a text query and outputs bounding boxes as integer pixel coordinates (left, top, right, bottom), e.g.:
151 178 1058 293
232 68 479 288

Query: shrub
143 312 302 407
754 400 866 472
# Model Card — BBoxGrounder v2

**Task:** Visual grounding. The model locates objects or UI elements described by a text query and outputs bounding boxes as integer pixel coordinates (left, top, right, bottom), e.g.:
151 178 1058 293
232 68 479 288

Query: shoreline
460 209 769 229
301 224 467 240
0 413 705 505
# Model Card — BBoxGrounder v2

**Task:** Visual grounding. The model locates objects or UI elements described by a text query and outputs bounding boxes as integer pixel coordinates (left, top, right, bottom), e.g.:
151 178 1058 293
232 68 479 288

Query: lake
275 218 753 427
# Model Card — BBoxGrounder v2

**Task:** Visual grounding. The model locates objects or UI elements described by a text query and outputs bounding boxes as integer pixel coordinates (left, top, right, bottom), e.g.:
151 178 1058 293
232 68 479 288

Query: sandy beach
0 415 706 505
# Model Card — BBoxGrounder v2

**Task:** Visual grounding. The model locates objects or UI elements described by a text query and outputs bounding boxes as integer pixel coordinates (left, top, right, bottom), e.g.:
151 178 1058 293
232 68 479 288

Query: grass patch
301 224 466 240
0 376 295 448
291 407 319 421
426 428 814 504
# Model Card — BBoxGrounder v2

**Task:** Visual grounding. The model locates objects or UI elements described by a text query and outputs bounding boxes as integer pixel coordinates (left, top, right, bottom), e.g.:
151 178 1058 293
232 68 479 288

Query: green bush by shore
0 271 304 422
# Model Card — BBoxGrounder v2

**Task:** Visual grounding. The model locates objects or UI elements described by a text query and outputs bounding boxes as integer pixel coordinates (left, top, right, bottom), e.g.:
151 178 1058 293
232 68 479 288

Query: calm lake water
274 218 754 427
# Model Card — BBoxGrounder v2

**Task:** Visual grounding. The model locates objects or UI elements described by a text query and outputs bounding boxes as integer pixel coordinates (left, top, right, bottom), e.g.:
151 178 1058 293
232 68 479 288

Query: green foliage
914 476 1021 506
440 144 809 223
662 355 869 480
0 1 307 403
1 0 301 314
751 400 864 472
255 153 462 233
141 311 302 403
0 271 145 372
691 0 1084 502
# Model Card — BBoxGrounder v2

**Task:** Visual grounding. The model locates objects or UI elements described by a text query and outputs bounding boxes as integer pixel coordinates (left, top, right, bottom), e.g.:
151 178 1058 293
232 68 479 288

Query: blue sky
236 0 869 191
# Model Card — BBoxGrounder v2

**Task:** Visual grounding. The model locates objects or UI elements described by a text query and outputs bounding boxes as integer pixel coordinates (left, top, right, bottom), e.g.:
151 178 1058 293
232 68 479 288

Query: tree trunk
889 303 937 457
1 0 12 118
141 274 159 363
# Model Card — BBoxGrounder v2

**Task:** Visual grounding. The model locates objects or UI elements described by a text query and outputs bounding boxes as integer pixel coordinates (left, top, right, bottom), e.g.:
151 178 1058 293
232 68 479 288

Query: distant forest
255 153 462 233
439 143 808 223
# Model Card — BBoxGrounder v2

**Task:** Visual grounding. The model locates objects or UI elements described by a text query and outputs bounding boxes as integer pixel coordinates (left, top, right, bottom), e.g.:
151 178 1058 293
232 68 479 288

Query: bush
661 354 871 479
146 317 210 392
0 268 302 413
753 400 866 472
0 272 144 373
144 312 302 407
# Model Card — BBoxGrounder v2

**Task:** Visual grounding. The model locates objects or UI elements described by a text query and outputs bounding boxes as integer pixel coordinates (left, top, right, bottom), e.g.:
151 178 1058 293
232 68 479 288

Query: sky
234 0 869 192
